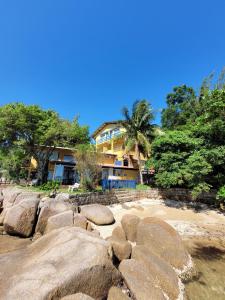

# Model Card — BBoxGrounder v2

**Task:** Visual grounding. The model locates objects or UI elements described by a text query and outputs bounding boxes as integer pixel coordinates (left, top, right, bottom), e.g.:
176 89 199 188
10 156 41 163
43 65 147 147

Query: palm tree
120 100 154 184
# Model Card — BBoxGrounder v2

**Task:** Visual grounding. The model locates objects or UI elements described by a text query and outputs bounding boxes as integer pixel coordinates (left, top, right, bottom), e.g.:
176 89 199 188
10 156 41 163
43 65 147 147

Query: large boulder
121 214 140 242
3 198 40 237
0 188 40 225
119 259 166 300
35 199 73 234
107 287 130 300
80 204 114 225
2 187 22 209
45 210 74 233
0 227 121 300
73 213 88 229
136 217 189 270
14 192 41 206
110 239 132 262
112 226 126 241
132 245 179 300
109 226 131 261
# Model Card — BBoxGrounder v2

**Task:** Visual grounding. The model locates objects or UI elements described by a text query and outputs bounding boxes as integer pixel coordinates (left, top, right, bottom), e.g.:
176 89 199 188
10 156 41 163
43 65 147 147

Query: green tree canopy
161 85 196 129
151 69 225 197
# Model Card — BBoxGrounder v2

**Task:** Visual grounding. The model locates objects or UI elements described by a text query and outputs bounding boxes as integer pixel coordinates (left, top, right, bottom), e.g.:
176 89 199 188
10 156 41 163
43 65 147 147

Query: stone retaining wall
67 188 217 206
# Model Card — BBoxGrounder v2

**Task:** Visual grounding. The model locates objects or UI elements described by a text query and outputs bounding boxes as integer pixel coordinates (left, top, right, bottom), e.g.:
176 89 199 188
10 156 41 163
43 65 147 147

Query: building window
63 155 75 163
123 159 129 167
113 169 122 176
49 151 59 161
115 160 122 166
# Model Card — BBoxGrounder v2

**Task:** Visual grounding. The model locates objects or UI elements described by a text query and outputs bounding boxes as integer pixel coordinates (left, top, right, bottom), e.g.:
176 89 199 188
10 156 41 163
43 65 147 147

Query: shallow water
185 237 225 300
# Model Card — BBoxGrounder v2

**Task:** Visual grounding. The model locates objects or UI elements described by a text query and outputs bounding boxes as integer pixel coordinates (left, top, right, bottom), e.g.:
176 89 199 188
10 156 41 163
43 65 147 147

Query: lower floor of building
101 166 139 181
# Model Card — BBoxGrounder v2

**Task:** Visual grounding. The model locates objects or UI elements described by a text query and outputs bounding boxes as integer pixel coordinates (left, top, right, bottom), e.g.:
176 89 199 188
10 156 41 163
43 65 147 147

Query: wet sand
93 199 225 239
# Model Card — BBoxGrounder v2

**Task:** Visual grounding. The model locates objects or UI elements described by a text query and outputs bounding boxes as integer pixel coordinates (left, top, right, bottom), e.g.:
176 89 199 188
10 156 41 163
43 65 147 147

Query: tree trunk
34 149 52 185
36 159 48 185
135 142 143 185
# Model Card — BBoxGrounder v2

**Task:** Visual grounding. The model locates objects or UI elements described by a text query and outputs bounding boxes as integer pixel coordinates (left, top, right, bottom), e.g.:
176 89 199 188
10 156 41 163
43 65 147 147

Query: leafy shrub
39 180 60 191
216 186 225 205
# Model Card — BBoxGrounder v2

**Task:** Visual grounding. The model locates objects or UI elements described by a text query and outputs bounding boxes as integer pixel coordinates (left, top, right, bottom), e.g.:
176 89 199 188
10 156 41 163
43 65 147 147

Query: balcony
98 131 122 144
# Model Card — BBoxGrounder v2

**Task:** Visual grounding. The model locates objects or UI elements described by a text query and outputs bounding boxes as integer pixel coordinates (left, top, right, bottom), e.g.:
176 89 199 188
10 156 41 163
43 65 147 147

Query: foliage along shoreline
0 68 225 204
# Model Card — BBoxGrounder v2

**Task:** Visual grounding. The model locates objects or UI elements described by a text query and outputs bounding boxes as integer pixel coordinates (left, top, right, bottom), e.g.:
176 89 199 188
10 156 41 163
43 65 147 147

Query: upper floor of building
92 121 135 156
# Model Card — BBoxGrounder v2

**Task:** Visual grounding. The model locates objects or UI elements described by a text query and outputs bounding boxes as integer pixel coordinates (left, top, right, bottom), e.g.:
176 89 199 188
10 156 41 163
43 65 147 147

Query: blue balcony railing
98 131 121 144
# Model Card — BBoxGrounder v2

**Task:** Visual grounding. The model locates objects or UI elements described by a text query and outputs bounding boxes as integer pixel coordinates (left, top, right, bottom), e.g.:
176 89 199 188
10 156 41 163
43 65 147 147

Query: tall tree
75 144 101 191
120 100 154 184
161 85 196 129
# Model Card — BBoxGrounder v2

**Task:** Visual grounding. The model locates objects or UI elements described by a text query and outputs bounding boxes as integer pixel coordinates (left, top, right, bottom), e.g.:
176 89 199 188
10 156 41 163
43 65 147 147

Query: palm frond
125 138 135 152
137 131 151 157
121 106 131 122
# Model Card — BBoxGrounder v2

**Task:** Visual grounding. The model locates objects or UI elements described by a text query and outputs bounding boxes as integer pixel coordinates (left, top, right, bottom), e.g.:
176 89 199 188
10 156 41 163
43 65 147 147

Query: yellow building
92 121 145 183
29 121 148 186
29 146 78 185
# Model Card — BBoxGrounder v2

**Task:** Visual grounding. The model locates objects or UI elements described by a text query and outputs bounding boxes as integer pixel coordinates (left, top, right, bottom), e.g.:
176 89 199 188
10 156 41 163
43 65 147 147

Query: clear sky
0 0 224 133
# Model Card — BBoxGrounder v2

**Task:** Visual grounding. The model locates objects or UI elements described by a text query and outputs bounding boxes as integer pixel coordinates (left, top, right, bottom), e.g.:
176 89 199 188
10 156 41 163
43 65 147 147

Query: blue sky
0 0 224 134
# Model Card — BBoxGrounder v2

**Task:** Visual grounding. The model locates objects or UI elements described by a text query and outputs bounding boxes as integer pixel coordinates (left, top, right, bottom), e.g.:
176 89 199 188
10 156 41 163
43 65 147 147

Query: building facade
92 121 145 183
29 121 148 186
30 147 78 185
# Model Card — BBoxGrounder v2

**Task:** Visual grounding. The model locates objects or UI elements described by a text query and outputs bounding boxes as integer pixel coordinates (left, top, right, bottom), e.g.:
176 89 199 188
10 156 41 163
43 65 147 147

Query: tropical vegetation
74 144 101 191
0 68 224 200
0 103 89 184
148 68 225 199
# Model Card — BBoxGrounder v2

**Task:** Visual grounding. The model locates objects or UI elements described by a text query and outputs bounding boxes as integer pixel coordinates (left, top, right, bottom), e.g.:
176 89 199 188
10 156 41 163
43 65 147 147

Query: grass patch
136 184 151 190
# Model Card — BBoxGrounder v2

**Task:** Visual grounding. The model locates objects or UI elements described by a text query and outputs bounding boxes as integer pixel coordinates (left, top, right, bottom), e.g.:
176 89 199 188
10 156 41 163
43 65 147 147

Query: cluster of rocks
0 188 114 238
0 187 193 300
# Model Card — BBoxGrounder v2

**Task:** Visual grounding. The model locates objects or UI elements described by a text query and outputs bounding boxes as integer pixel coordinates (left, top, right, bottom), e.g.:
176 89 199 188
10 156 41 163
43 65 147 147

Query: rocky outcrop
121 214 140 242
80 204 115 225
116 215 192 299
0 188 41 225
107 286 130 300
35 199 73 234
136 217 189 270
119 259 166 300
132 245 179 300
0 189 193 300
3 198 40 237
0 227 121 300
61 293 94 300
